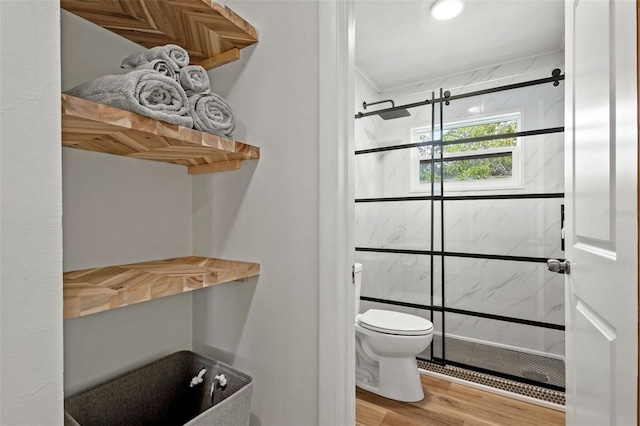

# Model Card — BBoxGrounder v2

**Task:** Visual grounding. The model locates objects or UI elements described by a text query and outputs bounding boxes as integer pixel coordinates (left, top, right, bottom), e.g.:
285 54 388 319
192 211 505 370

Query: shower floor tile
417 335 565 405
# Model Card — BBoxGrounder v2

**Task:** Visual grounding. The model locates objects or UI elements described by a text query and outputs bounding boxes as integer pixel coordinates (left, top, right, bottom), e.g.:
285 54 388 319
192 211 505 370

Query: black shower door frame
354 72 566 392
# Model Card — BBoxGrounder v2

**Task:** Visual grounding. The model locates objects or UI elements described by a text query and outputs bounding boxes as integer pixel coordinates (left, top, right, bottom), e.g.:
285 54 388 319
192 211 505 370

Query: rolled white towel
188 92 235 137
121 44 189 71
179 65 210 96
65 70 193 128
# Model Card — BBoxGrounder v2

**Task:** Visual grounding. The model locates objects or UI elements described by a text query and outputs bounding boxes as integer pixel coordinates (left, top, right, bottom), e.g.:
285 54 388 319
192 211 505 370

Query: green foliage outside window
419 120 518 182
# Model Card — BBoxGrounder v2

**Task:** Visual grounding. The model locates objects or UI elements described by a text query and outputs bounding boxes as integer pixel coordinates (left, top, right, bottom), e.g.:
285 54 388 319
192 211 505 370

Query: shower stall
354 65 566 398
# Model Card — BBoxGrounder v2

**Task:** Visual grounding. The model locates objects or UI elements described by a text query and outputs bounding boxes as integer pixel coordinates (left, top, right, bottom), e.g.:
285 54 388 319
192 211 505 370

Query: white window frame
409 111 524 193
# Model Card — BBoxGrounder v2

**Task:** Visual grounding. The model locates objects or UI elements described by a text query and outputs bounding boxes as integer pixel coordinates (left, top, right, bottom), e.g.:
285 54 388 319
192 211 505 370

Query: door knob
547 259 570 274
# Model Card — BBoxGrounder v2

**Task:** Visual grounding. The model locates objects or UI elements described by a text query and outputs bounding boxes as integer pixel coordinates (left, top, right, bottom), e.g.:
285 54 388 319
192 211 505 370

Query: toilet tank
354 263 363 314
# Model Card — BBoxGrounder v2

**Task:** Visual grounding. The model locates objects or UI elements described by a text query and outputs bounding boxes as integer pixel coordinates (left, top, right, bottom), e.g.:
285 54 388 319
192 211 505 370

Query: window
410 112 523 192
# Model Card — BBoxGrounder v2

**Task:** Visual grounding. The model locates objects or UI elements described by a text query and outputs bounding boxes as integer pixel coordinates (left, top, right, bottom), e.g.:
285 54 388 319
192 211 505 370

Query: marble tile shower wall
355 52 565 357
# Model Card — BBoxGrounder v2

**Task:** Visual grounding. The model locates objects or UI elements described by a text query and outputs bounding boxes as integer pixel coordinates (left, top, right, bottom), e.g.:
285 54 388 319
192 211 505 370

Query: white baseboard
419 368 565 412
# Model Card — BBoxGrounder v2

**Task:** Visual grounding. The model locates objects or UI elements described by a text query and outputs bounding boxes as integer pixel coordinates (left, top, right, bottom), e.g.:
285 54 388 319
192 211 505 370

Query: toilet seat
358 309 433 336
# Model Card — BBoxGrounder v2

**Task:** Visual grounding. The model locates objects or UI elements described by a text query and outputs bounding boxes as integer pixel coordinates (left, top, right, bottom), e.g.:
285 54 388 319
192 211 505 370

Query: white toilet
354 263 433 402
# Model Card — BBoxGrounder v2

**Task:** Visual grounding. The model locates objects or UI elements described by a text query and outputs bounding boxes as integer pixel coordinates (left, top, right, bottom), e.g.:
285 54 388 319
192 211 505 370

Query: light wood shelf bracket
196 48 242 70
64 256 260 319
188 160 241 175
62 94 259 174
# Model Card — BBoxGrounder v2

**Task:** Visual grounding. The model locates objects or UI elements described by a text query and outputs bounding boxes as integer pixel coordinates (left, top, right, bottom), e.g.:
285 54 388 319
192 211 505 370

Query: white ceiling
355 0 565 92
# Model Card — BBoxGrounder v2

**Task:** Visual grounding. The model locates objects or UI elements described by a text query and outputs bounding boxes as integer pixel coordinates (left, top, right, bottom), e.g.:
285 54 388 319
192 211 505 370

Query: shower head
377 109 411 120
362 99 411 120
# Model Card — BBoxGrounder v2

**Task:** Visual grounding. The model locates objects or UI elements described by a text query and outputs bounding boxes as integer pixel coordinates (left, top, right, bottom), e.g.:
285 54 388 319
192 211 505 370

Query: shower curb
417 359 566 406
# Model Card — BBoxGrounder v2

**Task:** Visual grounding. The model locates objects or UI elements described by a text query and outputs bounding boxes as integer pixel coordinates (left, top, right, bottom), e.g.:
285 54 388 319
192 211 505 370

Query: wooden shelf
64 256 260 319
60 0 258 70
62 94 259 174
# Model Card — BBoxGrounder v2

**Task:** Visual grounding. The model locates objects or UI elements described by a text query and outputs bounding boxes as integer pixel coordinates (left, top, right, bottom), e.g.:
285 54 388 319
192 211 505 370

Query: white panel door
564 0 637 425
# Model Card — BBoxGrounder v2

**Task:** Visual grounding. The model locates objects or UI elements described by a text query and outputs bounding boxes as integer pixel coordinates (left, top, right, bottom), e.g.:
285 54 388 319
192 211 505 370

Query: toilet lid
358 309 433 336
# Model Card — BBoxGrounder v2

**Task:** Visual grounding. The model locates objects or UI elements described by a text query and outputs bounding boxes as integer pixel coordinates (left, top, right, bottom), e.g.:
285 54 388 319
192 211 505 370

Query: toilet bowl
353 264 434 402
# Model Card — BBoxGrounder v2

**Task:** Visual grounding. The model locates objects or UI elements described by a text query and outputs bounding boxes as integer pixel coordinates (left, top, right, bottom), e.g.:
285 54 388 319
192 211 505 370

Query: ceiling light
431 0 464 20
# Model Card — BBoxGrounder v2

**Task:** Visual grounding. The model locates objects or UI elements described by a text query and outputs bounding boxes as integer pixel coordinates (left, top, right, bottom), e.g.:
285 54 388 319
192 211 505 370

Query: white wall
61 11 194 394
61 10 135 91
355 52 566 356
1 2 342 424
191 1 321 424
62 149 193 271
0 2 64 424
62 150 194 395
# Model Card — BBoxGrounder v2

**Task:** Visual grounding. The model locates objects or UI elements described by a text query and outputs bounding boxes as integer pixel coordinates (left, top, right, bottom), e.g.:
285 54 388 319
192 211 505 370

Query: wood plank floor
356 374 565 426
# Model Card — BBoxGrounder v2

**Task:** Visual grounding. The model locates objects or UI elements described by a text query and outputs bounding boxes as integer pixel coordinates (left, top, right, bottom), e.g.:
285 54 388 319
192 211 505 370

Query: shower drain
521 370 549 383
